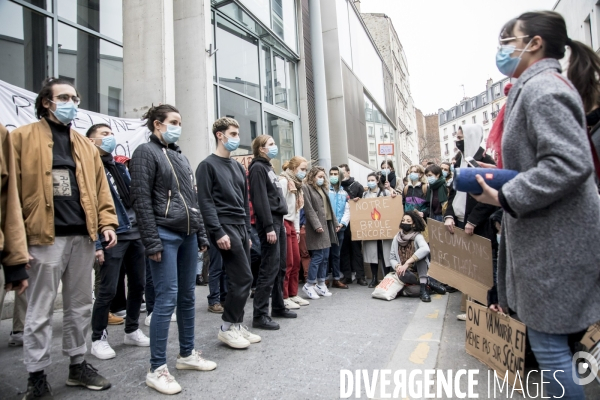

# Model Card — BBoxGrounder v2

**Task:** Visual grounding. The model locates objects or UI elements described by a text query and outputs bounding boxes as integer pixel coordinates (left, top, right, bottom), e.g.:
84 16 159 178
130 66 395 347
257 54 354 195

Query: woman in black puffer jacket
130 104 214 394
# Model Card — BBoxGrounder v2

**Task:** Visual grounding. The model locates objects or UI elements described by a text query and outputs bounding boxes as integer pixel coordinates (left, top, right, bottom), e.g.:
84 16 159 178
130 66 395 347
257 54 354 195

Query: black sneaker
66 360 111 391
23 374 53 399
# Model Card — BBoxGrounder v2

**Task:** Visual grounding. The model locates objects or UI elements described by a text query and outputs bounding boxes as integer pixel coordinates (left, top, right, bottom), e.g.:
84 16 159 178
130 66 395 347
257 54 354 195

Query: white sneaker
124 329 150 347
238 325 261 344
91 331 116 360
171 313 177 322
8 331 23 347
302 284 320 299
457 313 467 321
351 272 357 282
290 295 309 306
176 349 217 371
145 312 152 327
114 310 126 318
140 302 147 313
146 364 182 395
218 326 251 349
314 284 332 297
283 298 300 309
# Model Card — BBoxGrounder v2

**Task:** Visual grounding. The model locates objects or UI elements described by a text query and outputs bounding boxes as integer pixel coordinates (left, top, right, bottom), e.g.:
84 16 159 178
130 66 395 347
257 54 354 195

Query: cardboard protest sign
466 300 527 390
232 155 254 170
427 218 493 304
581 322 600 351
350 196 403 241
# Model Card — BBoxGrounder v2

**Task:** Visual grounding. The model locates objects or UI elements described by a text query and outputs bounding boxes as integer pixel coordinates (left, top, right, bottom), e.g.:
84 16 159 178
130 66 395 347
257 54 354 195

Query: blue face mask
296 171 306 180
50 101 78 125
427 176 437 185
381 168 390 175
330 176 339 185
495 41 531 77
316 178 324 186
162 124 182 144
266 145 278 158
409 172 419 182
450 165 455 173
442 170 448 178
98 135 116 153
222 135 240 152
367 181 377 189
496 234 501 244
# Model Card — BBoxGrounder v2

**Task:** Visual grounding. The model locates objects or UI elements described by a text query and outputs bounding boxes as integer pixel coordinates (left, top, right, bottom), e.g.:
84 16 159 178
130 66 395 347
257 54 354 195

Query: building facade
415 108 441 166
437 77 509 161
554 0 600 53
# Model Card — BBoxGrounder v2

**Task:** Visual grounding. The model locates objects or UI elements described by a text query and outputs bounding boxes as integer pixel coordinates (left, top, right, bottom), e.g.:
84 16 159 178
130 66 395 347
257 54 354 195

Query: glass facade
237 0 297 52
212 2 301 171
0 0 123 115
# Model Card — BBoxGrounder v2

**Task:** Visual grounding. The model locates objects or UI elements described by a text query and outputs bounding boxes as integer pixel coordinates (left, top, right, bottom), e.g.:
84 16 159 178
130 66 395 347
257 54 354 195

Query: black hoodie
340 177 364 200
248 157 287 232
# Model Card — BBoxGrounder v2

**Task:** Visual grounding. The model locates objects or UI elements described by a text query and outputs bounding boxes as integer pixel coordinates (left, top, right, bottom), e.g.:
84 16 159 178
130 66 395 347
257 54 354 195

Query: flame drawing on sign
371 208 381 221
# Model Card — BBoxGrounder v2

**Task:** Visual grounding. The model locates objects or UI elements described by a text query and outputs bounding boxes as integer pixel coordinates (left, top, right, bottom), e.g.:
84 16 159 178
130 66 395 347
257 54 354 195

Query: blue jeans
148 226 197 370
207 235 228 306
328 229 345 280
527 328 585 399
145 257 155 315
196 252 203 275
432 214 444 222
307 248 330 284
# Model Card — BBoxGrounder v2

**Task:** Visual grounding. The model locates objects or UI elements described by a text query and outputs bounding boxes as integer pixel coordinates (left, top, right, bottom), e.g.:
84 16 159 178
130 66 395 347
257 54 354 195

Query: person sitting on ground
390 211 446 302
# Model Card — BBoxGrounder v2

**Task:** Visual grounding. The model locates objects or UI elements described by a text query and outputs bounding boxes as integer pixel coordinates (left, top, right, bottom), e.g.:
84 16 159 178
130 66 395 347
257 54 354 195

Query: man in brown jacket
11 78 118 399
0 122 30 344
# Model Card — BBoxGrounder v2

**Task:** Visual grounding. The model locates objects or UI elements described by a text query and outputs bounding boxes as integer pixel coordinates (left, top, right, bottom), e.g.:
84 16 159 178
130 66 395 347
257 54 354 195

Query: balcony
483 119 489 125
443 135 448 141
368 132 375 138
491 110 499 119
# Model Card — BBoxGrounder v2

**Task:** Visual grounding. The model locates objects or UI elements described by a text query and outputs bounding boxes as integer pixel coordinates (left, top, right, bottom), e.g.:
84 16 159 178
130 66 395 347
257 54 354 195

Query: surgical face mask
50 100 78 125
427 176 437 185
495 41 532 77
265 145 278 158
316 178 324 186
367 181 377 189
97 135 116 154
160 123 182 144
222 134 240 152
497 234 501 244
442 170 449 178
450 165 455 173
381 168 390 175
296 171 306 180
329 176 339 185
455 140 465 153
409 172 419 182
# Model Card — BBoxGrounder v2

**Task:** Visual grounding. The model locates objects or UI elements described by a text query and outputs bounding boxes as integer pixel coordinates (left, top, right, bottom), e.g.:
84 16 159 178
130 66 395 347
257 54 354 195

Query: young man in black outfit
338 164 367 286
197 118 261 349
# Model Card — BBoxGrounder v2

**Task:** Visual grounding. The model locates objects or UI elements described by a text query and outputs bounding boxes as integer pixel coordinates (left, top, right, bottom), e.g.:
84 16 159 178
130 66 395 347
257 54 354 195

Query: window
452 109 456 118
472 116 476 123
108 87 121 117
58 0 123 42
462 120 465 125
482 94 487 103
495 85 501 96
483 111 488 120
452 124 456 133
265 112 294 171
445 143 449 154
368 126 374 137
472 99 476 108
443 127 447 135
369 143 375 150
219 87 262 153
461 104 465 113
584 15 593 48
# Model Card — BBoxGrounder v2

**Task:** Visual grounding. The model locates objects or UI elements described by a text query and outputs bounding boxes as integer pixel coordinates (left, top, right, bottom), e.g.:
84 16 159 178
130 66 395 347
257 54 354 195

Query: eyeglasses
53 94 81 105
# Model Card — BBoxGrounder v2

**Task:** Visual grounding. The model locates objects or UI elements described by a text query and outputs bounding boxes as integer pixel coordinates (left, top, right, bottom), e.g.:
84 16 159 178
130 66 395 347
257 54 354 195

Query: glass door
263 107 301 173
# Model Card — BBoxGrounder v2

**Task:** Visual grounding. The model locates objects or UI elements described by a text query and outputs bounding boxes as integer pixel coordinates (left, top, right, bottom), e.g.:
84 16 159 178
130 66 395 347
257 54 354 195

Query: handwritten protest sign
466 300 527 390
428 218 493 304
350 196 403 241
232 155 254 170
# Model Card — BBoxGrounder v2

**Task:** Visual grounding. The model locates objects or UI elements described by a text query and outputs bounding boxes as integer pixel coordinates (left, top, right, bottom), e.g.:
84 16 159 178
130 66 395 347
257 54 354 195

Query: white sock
234 323 241 329
221 322 232 332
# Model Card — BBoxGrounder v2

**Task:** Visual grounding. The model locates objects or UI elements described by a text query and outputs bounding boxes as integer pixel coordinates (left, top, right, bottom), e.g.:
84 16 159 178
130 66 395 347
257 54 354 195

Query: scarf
486 83 513 169
397 230 418 265
280 169 304 211
426 177 448 204
101 154 132 208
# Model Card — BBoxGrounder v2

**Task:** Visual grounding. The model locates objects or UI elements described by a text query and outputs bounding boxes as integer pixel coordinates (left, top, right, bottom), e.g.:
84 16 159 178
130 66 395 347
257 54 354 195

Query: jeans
340 223 365 280
254 219 287 317
91 239 145 341
527 328 585 399
207 237 227 306
196 252 203 275
328 229 345 280
431 214 444 222
145 257 155 315
148 227 197 370
307 248 330 284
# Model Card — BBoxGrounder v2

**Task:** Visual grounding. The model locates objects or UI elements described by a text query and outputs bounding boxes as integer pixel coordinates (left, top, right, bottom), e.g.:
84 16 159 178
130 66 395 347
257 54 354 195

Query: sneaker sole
290 298 310 306
8 341 23 347
244 337 262 344
123 339 150 347
66 379 111 391
146 379 181 395
175 362 217 371
208 308 224 314
218 336 251 349
91 350 116 360
301 289 320 300
284 303 300 310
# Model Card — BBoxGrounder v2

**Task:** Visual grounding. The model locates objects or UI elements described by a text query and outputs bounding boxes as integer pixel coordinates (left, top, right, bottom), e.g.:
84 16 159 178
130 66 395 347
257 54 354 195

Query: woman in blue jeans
301 166 341 300
475 12 600 399
130 104 216 395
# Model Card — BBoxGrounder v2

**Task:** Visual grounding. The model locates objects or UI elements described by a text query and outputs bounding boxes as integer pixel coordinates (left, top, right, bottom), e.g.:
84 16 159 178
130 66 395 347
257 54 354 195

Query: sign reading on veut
427 218 493 304
350 196 403 241
378 143 394 156
466 300 527 390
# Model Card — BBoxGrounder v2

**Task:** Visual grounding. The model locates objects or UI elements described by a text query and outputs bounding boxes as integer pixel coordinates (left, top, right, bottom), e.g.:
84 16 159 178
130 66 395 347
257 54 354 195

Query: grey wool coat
498 58 600 334
302 184 339 251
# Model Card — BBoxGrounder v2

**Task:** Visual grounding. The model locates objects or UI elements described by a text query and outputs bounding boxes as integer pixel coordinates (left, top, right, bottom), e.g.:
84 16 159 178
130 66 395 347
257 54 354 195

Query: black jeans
250 224 261 289
216 224 253 324
145 257 155 315
92 239 146 340
340 223 365 279
254 219 287 318
110 262 127 313
207 235 228 306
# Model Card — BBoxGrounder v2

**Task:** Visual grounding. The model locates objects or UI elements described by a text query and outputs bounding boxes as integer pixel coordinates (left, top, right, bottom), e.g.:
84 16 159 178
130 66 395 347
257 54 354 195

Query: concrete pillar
123 0 176 119
173 0 214 170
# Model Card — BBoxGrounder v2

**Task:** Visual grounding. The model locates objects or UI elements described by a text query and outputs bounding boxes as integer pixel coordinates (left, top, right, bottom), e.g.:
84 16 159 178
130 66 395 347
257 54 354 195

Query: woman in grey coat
474 12 600 399
301 166 340 300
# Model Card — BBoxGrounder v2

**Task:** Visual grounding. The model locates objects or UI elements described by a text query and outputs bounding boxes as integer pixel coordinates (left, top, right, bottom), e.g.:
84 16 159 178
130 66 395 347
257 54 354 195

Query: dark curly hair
402 210 426 233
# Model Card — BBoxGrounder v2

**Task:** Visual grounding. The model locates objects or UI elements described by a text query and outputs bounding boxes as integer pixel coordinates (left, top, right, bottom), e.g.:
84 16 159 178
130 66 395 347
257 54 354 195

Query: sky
359 0 558 115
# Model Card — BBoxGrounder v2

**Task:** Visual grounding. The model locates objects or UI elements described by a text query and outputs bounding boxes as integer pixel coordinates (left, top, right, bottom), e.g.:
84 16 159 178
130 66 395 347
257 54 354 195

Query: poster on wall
0 79 149 158
349 196 403 241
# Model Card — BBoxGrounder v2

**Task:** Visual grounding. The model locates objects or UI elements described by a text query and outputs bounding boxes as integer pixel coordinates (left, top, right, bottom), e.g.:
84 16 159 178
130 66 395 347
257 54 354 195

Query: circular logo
572 351 599 385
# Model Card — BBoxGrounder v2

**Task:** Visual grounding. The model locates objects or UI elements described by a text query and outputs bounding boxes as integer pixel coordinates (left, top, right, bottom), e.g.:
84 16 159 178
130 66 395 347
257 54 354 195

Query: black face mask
587 108 600 128
400 223 413 232
455 140 465 153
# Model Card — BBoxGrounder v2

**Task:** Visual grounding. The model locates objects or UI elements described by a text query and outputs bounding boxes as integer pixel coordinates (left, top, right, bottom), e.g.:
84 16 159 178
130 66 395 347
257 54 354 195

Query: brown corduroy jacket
11 119 118 246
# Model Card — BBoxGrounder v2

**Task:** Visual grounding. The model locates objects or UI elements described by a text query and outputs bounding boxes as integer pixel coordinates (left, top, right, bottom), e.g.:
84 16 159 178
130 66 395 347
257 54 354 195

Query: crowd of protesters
0 10 599 400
